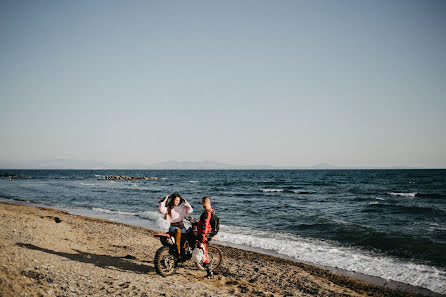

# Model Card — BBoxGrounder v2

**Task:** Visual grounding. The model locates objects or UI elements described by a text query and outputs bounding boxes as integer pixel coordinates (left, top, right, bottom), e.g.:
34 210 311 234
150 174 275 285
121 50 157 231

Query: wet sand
0 201 437 297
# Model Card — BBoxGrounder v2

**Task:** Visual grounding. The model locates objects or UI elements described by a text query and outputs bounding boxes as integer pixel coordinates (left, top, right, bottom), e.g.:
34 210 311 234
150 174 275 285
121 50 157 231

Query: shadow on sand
17 243 155 274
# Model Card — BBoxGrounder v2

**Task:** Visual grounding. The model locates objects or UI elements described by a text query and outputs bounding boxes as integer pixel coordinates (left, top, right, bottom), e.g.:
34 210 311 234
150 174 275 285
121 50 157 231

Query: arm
183 200 193 214
198 211 211 243
159 195 169 215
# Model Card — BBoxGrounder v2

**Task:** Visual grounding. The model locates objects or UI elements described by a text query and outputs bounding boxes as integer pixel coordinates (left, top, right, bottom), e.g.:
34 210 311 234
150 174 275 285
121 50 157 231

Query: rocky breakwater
0 172 27 179
97 176 164 181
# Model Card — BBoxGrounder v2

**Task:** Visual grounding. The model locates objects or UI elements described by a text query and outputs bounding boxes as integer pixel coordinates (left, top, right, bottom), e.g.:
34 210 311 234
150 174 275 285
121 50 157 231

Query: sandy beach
0 201 436 297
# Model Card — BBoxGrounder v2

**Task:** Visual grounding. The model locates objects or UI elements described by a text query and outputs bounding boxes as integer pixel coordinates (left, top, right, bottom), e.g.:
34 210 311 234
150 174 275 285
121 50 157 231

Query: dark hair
202 196 211 203
166 193 183 218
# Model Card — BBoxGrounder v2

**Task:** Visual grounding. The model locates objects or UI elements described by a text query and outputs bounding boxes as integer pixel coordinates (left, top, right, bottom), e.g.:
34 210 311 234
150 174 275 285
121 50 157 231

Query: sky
1 0 445 169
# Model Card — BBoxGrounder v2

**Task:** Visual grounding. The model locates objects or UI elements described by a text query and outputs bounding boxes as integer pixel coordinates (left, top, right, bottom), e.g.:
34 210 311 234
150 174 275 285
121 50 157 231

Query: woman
159 193 193 256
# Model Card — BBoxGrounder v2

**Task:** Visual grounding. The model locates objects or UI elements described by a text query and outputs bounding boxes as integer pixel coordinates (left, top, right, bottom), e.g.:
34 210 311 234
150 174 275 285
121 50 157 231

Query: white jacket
159 201 193 223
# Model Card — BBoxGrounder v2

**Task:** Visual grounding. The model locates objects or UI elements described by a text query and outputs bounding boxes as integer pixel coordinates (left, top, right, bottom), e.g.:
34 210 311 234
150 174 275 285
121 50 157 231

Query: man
197 196 214 279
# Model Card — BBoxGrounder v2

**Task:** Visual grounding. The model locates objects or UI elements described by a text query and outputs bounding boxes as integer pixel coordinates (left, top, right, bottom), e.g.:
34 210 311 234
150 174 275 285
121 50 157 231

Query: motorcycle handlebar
185 216 198 223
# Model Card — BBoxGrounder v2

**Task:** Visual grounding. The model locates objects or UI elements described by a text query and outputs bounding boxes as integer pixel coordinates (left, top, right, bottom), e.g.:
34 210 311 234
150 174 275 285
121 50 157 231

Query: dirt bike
153 216 223 277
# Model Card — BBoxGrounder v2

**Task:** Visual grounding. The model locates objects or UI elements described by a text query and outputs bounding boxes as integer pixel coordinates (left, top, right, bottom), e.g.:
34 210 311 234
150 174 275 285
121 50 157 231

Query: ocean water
1 169 445 294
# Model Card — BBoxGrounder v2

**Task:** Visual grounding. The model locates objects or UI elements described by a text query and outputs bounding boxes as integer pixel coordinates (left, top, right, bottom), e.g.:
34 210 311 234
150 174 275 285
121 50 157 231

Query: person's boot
175 228 181 257
180 234 187 255
204 263 214 279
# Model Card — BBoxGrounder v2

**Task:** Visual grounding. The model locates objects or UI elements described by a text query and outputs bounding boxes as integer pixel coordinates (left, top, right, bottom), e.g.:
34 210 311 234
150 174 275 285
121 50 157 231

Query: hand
159 195 169 203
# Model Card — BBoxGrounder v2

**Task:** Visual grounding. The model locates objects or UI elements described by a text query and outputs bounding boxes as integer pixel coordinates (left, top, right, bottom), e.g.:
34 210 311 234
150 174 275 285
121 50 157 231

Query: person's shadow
16 243 155 274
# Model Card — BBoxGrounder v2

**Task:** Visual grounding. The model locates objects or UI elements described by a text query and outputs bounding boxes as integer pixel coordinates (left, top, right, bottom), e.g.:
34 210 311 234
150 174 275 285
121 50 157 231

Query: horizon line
1 167 445 170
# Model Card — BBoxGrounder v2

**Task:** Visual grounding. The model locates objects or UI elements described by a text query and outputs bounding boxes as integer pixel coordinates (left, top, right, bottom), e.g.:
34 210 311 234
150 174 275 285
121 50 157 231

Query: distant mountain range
310 163 338 169
0 159 272 170
0 159 114 170
149 160 273 169
0 159 419 169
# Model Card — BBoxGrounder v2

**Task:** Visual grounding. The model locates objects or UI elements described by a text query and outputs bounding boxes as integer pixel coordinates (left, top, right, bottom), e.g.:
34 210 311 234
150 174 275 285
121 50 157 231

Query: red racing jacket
197 209 213 243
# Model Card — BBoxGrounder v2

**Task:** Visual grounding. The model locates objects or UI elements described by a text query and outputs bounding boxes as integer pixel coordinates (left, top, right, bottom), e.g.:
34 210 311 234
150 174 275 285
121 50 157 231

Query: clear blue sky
1 0 445 168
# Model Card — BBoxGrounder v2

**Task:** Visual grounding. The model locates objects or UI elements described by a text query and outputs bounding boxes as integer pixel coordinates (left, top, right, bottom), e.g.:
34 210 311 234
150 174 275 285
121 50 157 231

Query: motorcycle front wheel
154 246 177 277
195 245 223 271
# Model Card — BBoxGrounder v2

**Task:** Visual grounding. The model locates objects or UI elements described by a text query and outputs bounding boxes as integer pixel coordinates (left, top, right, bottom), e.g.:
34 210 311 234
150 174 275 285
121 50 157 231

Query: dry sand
0 201 434 297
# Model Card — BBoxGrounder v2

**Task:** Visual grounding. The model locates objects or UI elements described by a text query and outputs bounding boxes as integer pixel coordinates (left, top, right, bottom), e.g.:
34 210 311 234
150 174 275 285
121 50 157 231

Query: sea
1 169 445 294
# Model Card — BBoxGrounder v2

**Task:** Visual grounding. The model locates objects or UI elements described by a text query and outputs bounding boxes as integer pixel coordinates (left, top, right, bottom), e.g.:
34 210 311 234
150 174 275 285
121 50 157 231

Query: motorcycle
153 216 223 277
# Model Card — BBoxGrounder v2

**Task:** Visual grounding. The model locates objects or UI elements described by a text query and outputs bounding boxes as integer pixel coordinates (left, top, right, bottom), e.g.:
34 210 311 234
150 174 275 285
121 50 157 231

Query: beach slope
0 202 427 297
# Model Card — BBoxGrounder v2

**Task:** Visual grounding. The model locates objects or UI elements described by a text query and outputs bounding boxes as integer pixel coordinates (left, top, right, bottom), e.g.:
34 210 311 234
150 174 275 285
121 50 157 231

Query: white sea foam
80 182 100 187
375 197 385 201
428 223 446 232
189 180 199 183
79 181 151 191
369 202 381 205
261 189 283 193
293 190 312 194
388 192 417 197
64 207 151 229
92 207 136 216
217 225 446 294
140 210 171 231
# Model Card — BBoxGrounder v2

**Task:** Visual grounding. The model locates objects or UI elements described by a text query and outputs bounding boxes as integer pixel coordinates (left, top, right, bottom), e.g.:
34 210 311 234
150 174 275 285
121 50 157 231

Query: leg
202 242 209 264
179 226 187 251
202 242 213 279
174 228 181 255
168 227 182 256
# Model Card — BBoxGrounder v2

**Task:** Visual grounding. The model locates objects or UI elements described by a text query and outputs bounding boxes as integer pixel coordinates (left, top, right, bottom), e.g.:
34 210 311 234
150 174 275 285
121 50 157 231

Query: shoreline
215 241 443 297
1 201 442 297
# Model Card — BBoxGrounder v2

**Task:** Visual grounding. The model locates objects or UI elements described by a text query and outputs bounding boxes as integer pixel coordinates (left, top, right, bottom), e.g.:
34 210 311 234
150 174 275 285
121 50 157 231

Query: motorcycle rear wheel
195 245 223 271
154 246 177 276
